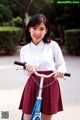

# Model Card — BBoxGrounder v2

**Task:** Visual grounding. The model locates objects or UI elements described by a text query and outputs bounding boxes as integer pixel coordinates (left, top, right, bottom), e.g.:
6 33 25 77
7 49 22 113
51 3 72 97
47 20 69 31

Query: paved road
0 50 80 120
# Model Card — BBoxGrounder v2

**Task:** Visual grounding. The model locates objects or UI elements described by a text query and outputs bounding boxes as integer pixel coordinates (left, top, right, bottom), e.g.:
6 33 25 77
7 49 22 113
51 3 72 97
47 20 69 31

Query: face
29 23 47 45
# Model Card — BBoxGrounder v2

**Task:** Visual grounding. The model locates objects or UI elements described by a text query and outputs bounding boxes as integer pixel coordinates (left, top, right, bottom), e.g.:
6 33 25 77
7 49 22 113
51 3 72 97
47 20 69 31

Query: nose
35 30 40 35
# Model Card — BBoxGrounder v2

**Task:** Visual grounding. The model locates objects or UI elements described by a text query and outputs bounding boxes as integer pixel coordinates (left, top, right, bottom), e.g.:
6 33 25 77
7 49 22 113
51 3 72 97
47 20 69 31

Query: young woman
19 13 67 120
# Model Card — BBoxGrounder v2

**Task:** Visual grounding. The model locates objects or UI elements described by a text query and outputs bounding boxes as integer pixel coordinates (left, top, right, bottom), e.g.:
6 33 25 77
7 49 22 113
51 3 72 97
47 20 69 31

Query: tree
13 0 33 26
0 4 12 24
13 0 53 26
52 1 80 29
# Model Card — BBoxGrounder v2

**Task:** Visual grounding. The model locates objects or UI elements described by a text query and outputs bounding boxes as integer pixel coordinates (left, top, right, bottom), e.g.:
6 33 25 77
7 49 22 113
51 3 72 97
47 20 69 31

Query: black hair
24 13 51 43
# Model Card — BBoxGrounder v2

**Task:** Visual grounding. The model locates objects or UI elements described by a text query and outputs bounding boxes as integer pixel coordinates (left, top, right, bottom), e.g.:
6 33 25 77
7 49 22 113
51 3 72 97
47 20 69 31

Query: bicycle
14 61 71 120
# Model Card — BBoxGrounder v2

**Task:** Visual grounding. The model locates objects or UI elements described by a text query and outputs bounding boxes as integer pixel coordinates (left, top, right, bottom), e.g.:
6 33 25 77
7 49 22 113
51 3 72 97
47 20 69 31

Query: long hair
24 14 51 44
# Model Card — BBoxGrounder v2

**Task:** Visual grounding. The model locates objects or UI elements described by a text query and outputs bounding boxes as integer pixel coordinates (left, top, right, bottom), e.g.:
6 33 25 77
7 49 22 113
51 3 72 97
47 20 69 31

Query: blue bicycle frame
21 77 44 120
30 77 44 120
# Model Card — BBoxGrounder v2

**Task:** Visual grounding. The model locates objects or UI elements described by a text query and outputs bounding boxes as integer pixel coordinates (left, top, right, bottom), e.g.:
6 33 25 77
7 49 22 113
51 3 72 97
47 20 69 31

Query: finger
57 73 62 78
25 64 28 69
26 65 32 70
27 66 34 73
54 73 58 79
54 72 64 78
28 67 34 72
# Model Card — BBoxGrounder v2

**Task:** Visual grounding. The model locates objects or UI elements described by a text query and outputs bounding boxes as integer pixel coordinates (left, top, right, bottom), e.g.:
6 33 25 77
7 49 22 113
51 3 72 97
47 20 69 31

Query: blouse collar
30 40 44 48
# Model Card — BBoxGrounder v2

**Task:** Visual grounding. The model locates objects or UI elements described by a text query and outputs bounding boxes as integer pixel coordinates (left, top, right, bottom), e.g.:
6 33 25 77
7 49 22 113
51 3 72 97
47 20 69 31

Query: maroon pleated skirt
19 71 63 115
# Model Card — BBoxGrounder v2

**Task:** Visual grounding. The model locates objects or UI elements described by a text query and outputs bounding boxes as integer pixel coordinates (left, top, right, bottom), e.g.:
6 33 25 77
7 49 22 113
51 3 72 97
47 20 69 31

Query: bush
64 29 80 55
12 16 22 27
0 27 22 55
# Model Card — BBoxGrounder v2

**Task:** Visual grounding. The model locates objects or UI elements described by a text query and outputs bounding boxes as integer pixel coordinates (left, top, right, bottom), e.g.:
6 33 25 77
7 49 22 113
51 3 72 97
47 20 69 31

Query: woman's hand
54 71 64 79
25 63 35 74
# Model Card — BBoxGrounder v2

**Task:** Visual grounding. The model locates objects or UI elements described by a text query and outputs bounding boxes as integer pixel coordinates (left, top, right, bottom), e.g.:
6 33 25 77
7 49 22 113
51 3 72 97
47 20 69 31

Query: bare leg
23 113 31 120
41 113 52 120
23 113 52 120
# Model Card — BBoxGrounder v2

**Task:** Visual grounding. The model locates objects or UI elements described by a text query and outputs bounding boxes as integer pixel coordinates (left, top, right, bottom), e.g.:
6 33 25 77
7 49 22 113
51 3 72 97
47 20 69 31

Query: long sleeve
53 42 67 73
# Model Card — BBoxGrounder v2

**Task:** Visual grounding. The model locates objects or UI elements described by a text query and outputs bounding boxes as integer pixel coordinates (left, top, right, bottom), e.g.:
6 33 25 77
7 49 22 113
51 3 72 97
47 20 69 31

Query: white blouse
20 40 66 73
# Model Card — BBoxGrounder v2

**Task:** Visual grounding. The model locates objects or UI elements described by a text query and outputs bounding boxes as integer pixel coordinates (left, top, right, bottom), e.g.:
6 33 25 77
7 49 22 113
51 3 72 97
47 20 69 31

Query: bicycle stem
37 77 44 100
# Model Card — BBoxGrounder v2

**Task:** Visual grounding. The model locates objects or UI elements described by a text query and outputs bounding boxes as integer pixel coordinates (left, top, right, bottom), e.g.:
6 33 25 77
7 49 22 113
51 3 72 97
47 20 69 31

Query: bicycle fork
31 77 44 120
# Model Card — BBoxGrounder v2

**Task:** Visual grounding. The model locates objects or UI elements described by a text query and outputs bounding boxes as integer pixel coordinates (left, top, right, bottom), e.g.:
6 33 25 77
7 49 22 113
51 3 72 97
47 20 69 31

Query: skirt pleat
19 71 63 115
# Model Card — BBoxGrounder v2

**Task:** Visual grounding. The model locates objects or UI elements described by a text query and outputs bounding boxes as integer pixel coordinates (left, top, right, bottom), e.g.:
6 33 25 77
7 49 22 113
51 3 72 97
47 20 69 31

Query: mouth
34 35 41 39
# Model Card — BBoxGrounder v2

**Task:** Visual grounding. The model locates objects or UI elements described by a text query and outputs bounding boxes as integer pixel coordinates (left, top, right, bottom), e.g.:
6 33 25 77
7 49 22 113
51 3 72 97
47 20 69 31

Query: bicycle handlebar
14 61 71 77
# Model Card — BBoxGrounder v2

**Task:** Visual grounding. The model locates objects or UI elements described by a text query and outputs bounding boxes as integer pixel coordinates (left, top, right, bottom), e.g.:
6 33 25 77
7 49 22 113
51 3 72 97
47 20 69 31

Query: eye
40 27 45 31
32 27 37 30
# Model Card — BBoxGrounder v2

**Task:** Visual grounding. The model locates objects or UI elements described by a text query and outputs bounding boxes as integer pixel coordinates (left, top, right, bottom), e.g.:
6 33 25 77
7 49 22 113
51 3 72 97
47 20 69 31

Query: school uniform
19 40 66 115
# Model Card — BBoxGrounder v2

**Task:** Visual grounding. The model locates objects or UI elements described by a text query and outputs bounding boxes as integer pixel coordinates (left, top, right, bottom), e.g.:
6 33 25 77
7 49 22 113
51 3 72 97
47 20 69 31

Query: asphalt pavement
0 48 80 120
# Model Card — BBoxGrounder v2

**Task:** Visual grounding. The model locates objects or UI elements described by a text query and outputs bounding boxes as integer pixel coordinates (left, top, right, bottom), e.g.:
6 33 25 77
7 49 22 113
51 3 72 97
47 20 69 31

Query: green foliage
0 27 22 55
12 16 22 27
64 29 80 55
0 4 12 23
29 0 53 16
0 0 80 31
49 32 55 40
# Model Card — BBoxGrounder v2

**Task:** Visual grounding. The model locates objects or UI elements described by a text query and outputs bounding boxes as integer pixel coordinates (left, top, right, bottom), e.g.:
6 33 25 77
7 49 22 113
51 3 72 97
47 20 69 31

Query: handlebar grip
14 61 26 67
64 73 71 77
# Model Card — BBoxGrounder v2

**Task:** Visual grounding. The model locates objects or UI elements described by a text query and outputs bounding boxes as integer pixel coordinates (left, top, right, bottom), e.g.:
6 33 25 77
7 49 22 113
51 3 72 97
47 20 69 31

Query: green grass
0 26 22 31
